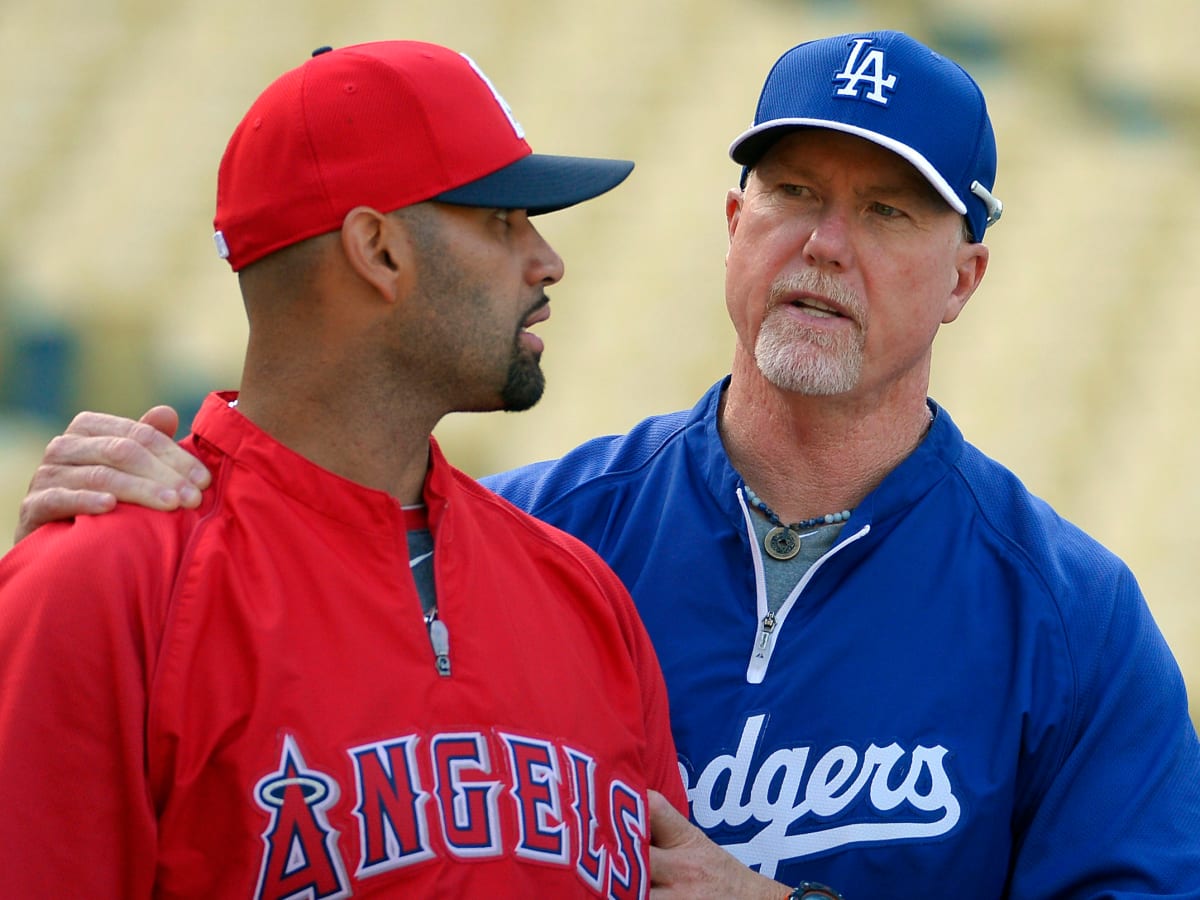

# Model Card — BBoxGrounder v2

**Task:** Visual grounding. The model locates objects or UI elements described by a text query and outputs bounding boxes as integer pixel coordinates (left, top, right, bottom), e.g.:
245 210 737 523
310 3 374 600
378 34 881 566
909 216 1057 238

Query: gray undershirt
746 512 846 615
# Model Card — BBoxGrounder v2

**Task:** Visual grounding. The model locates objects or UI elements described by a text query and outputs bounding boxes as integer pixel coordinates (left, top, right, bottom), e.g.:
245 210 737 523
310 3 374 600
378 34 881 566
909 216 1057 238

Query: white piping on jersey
737 486 870 684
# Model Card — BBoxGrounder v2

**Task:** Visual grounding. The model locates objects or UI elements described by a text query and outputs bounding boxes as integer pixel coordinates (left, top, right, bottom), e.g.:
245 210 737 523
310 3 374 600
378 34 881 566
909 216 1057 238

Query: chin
500 386 545 413
755 326 862 396
499 361 546 412
757 352 862 396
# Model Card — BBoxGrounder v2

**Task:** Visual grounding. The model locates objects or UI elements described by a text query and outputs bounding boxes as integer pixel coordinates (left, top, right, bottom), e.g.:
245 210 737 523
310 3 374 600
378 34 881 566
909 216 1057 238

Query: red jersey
0 392 685 898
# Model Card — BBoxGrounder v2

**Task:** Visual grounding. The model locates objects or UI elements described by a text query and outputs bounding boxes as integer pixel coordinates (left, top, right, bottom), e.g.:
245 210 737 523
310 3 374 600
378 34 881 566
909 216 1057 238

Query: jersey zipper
757 611 777 654
424 607 451 677
738 487 870 683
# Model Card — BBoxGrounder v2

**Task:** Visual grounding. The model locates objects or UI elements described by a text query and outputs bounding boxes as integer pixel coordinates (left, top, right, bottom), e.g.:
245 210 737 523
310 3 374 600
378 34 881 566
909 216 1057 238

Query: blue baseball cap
729 31 1002 241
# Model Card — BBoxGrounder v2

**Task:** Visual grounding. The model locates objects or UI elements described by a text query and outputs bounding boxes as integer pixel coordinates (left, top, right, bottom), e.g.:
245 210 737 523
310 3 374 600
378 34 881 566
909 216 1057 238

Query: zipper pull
757 612 777 654
427 611 451 677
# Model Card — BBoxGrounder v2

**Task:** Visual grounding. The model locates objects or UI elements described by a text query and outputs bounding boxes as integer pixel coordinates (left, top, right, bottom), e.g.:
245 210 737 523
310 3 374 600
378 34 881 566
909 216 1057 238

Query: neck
237 355 441 506
719 357 932 522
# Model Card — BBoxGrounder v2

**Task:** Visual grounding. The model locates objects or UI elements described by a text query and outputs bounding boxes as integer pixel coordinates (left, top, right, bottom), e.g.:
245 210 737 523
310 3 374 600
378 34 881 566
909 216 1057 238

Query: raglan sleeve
0 514 168 897
1010 562 1200 897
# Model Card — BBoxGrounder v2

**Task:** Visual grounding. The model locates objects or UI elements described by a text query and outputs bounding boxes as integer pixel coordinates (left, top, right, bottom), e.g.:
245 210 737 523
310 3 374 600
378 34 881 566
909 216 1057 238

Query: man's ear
339 206 412 303
726 188 745 241
942 240 989 325
725 187 746 268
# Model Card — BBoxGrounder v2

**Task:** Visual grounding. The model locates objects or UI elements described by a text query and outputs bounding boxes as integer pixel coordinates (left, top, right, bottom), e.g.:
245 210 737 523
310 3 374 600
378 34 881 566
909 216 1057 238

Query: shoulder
482 383 724 519
1 431 226 619
452 466 626 579
913 407 1159 702
939 428 1173 721
949 436 1132 596
484 411 691 504
912 405 1131 597
926 412 1200 843
0 497 215 683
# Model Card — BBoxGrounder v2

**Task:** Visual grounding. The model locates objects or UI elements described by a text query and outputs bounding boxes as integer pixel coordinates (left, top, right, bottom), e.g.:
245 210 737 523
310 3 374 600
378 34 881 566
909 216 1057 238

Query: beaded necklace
743 485 852 561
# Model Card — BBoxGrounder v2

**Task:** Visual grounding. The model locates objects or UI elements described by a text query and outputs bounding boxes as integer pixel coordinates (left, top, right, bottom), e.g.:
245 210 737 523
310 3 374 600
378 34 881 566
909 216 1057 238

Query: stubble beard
399 205 547 414
754 271 865 396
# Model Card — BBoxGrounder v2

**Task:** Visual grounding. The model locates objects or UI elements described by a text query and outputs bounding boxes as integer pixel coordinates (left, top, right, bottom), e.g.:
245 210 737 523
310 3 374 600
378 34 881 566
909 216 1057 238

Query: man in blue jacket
13 31 1200 898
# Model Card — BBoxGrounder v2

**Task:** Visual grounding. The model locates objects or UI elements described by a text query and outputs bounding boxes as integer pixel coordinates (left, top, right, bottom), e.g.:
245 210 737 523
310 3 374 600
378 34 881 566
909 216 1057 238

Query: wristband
786 882 844 900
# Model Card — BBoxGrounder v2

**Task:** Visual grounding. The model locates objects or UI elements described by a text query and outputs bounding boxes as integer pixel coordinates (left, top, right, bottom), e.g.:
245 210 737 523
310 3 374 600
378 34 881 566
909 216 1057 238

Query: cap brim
434 153 634 215
730 120 966 215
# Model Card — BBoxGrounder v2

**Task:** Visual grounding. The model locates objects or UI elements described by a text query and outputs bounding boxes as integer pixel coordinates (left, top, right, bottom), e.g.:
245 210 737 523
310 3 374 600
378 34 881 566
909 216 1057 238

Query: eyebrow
861 181 942 207
760 161 941 207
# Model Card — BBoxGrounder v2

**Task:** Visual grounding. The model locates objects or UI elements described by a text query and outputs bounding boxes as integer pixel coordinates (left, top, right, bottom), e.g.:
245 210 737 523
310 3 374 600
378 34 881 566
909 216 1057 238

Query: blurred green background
2 0 1197 725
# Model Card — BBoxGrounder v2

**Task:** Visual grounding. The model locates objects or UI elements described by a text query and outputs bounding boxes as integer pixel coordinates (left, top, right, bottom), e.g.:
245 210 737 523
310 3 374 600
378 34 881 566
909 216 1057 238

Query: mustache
520 293 550 324
526 293 549 315
514 293 551 346
768 270 862 318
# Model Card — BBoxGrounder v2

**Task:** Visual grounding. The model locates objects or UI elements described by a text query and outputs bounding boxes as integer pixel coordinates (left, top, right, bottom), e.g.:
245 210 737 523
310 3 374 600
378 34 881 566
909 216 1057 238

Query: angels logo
254 736 351 900
832 38 898 105
251 731 649 898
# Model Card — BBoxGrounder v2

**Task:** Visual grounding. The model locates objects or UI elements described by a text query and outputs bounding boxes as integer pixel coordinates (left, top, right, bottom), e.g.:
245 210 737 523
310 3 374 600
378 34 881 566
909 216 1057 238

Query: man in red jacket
0 41 692 899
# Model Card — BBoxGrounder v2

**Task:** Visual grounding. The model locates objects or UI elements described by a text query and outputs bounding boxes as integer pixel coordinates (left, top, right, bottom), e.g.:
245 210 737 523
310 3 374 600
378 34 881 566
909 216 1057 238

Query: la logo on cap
833 38 898 106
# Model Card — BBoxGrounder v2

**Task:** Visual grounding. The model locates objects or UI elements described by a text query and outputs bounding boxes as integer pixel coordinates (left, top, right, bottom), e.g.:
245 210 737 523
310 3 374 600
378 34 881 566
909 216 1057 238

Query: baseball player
0 41 687 898
484 31 1200 895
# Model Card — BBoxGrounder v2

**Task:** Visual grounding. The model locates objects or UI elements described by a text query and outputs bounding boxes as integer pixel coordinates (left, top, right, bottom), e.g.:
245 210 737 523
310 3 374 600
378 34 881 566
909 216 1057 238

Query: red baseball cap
213 41 634 271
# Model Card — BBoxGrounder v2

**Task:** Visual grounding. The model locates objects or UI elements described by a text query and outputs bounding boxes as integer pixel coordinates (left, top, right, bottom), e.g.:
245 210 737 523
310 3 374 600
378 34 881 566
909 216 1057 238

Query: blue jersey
483 378 1200 898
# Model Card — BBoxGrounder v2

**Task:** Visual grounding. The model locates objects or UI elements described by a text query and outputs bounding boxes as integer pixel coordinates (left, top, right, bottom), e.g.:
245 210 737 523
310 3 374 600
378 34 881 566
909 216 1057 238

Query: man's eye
872 202 901 217
782 184 811 197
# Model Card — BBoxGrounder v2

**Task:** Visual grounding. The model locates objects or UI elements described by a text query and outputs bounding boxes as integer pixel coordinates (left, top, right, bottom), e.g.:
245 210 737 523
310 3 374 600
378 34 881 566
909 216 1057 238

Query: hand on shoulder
14 405 211 544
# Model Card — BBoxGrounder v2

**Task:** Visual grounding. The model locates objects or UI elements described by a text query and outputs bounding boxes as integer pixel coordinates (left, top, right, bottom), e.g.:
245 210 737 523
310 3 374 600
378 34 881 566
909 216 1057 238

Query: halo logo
254 736 349 900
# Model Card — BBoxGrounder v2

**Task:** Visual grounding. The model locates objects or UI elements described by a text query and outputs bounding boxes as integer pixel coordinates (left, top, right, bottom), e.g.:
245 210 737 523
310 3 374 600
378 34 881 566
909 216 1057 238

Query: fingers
13 487 117 544
49 409 211 493
138 404 182 438
12 407 212 544
649 789 699 893
648 790 693 849
648 789 787 900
